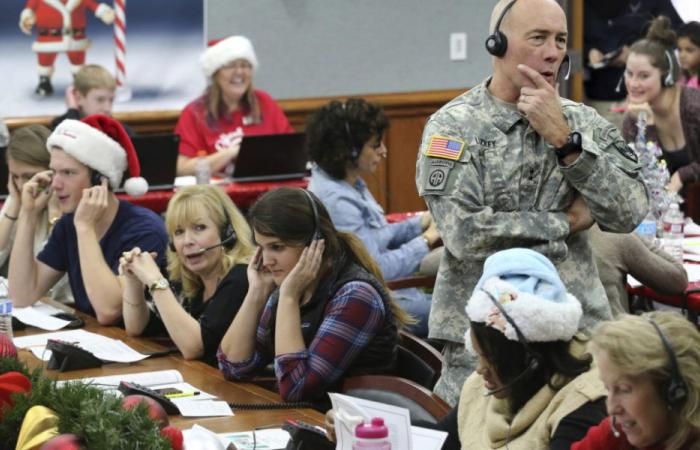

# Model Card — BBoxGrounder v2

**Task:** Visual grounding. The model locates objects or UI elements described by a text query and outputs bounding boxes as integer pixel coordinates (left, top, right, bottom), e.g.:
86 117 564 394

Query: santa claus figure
19 0 115 96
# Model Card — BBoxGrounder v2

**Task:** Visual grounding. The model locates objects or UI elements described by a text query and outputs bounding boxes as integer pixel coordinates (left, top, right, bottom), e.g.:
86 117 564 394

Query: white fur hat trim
465 277 582 343
201 35 258 78
47 119 126 190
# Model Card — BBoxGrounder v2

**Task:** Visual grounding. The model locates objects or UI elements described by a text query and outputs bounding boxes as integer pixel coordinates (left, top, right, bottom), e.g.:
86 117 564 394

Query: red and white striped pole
113 0 131 101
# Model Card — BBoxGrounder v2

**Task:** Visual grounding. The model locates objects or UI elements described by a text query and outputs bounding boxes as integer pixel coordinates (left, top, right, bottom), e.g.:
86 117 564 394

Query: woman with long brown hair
217 187 410 405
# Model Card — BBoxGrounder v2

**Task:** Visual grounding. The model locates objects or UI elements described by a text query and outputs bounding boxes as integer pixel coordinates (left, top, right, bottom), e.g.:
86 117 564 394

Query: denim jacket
308 167 428 280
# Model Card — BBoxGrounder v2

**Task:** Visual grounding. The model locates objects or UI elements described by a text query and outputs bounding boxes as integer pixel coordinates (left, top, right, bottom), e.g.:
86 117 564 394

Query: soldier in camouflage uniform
415 0 649 406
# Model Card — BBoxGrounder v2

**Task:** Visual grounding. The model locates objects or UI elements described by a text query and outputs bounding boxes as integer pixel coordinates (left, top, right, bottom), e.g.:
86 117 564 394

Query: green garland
0 358 171 449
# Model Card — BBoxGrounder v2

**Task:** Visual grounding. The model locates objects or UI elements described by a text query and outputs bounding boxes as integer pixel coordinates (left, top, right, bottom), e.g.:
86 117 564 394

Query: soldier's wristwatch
148 277 170 295
554 131 582 160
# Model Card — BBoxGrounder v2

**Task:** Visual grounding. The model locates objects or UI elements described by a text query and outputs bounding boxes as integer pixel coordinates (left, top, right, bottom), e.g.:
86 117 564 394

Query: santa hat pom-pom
123 177 148 197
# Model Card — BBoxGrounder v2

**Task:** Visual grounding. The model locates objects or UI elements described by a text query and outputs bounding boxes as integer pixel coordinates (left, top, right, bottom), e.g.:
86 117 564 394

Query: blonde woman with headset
120 185 253 365
573 311 700 449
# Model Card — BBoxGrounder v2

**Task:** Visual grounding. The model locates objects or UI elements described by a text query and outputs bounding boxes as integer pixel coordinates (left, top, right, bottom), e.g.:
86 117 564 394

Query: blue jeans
394 288 431 337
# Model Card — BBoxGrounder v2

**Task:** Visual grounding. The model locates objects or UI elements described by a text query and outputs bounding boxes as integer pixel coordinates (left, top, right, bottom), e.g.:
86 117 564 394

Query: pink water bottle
353 417 391 449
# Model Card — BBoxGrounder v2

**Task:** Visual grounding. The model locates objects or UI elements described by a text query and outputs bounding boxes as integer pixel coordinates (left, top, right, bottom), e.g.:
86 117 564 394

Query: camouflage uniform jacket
416 80 649 344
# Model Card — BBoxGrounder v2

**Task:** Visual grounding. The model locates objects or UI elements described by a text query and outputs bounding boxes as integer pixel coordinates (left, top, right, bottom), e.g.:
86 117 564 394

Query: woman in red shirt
573 312 700 450
175 35 293 176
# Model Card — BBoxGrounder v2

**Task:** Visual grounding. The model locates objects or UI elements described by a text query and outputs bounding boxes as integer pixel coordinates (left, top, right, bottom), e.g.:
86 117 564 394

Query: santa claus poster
0 0 204 119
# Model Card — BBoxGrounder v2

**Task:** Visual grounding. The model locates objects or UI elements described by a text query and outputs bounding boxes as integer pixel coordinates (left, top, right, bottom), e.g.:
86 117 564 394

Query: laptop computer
232 132 308 182
127 133 180 191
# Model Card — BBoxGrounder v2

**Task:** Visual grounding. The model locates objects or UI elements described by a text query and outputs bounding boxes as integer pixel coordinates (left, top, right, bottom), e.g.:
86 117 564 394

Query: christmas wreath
0 335 183 450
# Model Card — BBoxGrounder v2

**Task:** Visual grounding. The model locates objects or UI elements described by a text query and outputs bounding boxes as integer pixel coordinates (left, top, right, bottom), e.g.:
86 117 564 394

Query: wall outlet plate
450 32 467 61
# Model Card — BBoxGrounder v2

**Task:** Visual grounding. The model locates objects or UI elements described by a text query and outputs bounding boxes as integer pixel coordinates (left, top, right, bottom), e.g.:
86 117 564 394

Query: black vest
266 255 398 397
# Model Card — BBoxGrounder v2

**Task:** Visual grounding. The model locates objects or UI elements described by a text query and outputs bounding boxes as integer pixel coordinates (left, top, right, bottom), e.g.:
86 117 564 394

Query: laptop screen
232 132 308 182
129 133 180 190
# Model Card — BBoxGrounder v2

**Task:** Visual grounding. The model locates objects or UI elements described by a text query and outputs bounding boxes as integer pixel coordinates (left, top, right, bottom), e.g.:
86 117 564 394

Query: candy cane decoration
114 0 132 101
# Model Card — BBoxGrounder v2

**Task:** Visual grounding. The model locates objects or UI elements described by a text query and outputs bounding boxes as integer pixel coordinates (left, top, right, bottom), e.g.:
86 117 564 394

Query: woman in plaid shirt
217 187 412 405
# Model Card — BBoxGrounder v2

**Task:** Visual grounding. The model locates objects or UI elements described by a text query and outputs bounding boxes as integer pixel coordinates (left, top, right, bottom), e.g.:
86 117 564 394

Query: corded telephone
46 339 103 371
118 381 180 415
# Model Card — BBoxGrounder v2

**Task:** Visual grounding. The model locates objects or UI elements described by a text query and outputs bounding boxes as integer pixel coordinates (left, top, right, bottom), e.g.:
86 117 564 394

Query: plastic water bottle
0 297 13 339
195 150 210 185
635 211 657 243
353 417 391 450
661 202 684 262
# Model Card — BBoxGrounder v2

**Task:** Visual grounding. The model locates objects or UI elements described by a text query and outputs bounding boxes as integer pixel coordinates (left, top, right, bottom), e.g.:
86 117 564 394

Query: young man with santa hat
8 115 168 325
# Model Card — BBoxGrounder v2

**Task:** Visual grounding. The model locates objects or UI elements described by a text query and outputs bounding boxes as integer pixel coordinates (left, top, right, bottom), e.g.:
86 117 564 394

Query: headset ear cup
666 378 689 406
485 32 508 57
168 241 175 253
223 224 236 250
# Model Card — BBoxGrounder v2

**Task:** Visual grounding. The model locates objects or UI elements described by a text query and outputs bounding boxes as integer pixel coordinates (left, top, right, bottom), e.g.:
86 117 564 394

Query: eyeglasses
221 61 253 71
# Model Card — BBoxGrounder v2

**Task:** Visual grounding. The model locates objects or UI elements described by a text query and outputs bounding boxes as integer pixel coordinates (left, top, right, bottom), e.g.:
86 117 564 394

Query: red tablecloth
118 178 309 213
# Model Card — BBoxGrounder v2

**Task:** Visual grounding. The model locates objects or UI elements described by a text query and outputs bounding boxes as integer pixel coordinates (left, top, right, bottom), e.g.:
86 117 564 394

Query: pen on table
164 391 200 399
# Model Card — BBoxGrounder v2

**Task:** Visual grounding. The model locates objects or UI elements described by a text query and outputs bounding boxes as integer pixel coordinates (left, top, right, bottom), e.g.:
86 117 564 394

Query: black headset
481 288 542 394
168 204 237 253
617 49 676 92
300 189 322 243
485 0 571 81
341 101 361 162
648 319 688 407
485 0 518 57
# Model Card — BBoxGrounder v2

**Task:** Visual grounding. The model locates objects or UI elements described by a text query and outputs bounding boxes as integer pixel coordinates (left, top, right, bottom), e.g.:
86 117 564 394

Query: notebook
127 133 180 191
232 132 308 182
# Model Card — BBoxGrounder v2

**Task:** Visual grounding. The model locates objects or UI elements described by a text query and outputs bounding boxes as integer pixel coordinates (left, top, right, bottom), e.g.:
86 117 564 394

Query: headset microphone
483 356 540 396
610 416 621 438
615 75 625 93
190 234 237 255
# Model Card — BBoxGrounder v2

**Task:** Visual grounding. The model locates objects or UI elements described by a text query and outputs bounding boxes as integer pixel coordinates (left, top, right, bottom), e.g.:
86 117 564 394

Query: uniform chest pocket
476 141 518 211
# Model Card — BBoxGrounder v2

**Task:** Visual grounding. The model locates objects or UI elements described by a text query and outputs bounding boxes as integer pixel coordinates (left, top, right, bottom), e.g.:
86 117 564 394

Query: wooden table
16 305 324 433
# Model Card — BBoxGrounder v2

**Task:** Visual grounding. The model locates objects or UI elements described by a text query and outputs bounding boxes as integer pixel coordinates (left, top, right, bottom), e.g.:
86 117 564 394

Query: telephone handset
118 381 180 415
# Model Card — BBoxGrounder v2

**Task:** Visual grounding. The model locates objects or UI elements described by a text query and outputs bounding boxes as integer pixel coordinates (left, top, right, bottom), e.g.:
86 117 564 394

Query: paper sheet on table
219 429 290 450
411 425 448 450
175 399 233 417
59 369 184 388
684 221 700 236
330 392 412 450
684 253 700 262
14 329 149 363
13 302 70 331
183 425 232 449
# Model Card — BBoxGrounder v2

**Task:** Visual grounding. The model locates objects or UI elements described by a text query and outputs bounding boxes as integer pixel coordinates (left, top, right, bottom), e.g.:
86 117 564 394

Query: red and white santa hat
200 35 258 78
46 115 148 197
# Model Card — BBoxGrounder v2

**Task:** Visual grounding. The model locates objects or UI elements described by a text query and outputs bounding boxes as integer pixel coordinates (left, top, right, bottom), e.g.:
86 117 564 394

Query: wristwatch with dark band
555 131 582 160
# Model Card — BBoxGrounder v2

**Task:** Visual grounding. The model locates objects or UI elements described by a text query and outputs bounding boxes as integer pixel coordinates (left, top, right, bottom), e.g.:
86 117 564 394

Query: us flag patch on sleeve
425 136 464 160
